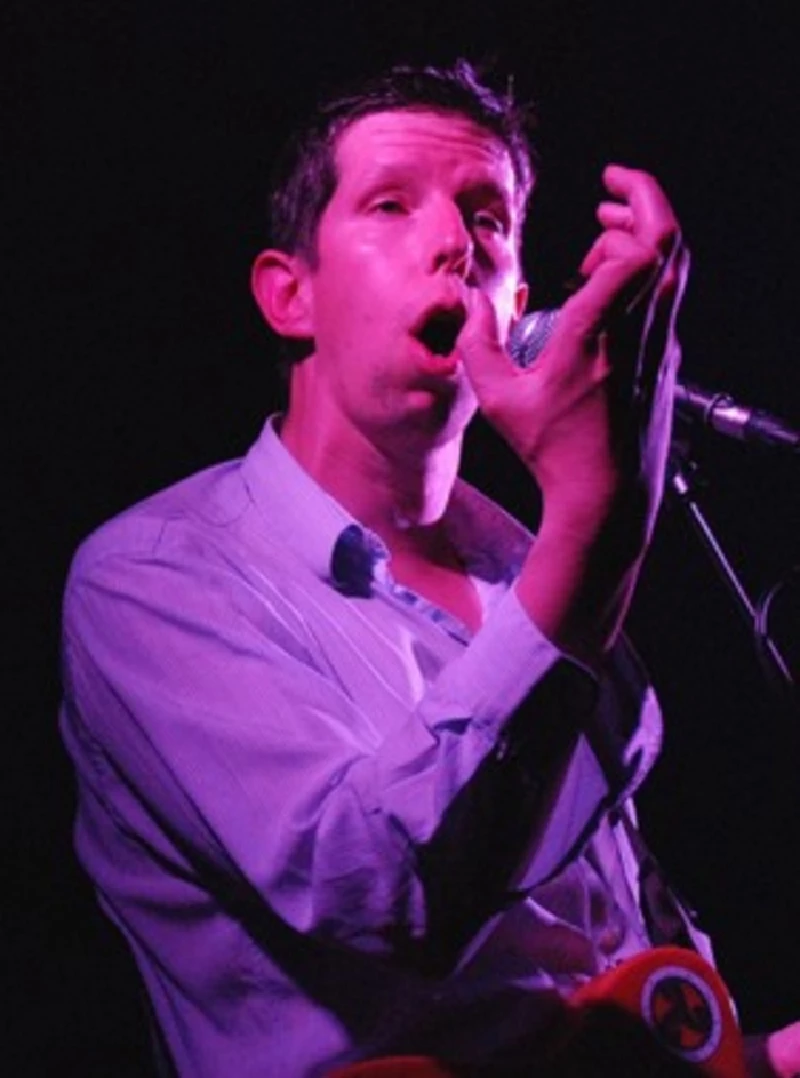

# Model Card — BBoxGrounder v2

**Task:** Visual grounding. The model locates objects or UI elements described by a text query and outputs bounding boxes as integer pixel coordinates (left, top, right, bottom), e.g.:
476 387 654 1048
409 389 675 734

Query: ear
251 248 314 342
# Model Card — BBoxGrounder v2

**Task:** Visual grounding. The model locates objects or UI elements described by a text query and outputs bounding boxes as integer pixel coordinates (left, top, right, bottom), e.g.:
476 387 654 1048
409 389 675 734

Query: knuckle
628 166 651 185
625 243 659 280
654 225 680 257
635 238 671 275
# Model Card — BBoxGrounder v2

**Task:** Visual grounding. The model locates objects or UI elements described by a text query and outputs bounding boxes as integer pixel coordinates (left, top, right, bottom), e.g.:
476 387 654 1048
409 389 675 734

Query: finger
558 250 657 347
634 244 690 408
602 164 680 257
580 229 657 280
563 233 674 412
596 201 634 231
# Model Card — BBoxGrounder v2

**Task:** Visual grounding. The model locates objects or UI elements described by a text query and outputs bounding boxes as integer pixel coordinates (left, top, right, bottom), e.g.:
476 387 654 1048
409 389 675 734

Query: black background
6 1 800 1073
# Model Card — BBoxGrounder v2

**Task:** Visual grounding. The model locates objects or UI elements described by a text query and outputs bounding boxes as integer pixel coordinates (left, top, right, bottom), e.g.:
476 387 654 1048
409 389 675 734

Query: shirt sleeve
60 521 643 973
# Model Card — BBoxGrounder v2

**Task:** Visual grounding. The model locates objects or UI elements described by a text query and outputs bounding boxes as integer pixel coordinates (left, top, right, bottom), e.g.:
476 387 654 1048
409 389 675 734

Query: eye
472 209 506 235
371 197 407 216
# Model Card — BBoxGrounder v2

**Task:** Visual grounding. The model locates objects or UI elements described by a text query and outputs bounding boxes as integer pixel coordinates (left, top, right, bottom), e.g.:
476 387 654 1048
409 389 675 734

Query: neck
279 407 462 557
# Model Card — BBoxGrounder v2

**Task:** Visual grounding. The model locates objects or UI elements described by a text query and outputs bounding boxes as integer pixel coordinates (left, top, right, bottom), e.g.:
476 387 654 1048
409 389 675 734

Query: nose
425 196 473 278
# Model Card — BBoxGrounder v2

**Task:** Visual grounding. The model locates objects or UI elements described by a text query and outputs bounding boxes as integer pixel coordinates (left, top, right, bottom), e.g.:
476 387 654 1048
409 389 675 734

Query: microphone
508 309 800 453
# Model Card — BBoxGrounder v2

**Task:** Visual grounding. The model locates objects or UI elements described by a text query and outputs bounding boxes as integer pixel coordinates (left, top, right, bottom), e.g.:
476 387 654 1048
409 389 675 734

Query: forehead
333 108 519 201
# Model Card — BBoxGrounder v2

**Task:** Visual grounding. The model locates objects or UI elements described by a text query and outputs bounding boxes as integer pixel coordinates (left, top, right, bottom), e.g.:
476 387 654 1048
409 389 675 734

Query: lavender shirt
60 417 663 1076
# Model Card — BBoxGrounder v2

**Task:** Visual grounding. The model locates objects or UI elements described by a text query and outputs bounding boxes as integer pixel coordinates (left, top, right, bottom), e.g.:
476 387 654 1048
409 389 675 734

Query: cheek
314 244 402 346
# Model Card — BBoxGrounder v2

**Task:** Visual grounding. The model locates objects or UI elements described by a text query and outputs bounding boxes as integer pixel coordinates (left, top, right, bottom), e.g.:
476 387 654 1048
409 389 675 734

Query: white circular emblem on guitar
641 964 723 1064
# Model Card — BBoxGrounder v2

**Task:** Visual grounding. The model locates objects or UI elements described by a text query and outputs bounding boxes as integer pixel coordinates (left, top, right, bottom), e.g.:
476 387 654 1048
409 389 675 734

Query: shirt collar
240 415 532 593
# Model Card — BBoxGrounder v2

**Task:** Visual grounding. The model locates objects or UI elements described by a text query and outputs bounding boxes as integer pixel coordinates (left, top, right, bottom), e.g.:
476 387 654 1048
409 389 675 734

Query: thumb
458 289 518 399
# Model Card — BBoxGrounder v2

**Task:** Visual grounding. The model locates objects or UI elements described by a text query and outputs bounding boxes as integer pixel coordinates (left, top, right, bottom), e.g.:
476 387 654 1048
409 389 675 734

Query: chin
405 381 468 429
373 396 471 466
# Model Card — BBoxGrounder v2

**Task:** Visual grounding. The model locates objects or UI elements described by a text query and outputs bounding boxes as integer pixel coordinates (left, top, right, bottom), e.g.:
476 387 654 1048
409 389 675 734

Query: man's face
291 108 527 456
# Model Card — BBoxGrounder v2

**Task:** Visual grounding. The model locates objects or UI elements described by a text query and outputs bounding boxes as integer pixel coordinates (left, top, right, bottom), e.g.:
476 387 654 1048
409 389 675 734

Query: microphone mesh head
508 308 560 368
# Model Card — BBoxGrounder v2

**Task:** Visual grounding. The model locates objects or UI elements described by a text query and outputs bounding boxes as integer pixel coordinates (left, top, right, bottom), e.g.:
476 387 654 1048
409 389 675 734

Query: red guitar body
328 947 748 1077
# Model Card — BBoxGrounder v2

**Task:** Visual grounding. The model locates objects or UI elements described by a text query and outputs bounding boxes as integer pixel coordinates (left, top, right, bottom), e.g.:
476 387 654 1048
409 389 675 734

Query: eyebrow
355 162 419 192
460 179 514 209
355 165 516 210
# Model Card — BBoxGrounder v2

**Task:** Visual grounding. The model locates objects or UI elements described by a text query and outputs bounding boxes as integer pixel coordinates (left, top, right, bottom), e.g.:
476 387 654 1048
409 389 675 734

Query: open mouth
412 305 467 358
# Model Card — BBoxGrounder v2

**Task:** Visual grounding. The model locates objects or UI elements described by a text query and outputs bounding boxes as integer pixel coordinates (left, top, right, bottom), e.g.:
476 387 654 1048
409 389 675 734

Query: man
60 61 799 1076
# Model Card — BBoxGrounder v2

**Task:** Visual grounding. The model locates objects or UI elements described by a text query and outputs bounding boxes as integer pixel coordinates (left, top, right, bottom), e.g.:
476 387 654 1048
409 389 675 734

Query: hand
767 1021 800 1078
460 165 689 660
463 164 688 555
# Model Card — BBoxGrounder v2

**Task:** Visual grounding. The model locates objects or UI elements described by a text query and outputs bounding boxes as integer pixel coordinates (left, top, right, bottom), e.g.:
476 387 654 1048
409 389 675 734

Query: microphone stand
667 433 796 707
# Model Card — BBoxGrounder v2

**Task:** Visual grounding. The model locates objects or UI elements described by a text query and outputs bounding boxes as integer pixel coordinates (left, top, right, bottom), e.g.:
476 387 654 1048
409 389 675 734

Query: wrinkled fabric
60 417 664 1077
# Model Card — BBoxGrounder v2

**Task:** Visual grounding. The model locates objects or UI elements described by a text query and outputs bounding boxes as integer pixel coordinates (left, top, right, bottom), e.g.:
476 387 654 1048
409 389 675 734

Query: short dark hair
264 59 536 369
267 58 536 263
